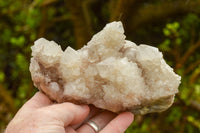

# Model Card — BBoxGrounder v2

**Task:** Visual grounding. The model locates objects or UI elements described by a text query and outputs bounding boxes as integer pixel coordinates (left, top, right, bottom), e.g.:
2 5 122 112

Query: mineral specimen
29 21 181 115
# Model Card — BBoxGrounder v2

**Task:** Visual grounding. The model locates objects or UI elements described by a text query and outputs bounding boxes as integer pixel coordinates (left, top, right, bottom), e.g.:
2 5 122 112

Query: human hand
5 92 134 133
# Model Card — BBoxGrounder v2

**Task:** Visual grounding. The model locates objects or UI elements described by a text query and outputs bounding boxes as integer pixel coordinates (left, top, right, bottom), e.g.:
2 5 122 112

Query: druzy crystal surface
29 21 181 114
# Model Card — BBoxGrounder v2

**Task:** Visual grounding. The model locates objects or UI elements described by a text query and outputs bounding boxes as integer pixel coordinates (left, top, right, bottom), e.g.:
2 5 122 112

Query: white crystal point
103 21 124 33
31 38 63 67
29 21 181 115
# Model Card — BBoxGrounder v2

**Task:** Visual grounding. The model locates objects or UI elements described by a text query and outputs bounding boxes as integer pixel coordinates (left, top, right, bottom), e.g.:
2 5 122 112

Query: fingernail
81 105 89 110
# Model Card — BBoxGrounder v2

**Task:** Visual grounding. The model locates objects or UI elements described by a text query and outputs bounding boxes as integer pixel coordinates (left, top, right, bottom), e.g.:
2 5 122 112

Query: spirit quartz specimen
29 21 181 115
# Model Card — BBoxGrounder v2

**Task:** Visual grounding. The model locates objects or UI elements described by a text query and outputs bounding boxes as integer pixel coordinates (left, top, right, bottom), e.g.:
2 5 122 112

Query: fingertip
100 112 134 133
72 104 90 125
121 112 134 125
34 91 52 103
80 104 90 117
80 105 90 121
24 91 52 109
56 103 90 125
31 91 48 100
81 104 90 111
124 112 134 119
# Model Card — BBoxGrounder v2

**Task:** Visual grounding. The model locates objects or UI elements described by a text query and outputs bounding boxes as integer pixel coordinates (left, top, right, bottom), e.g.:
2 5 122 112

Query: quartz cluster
29 21 181 115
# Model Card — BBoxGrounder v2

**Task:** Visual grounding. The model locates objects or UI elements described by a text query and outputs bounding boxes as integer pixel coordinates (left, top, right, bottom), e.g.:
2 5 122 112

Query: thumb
40 103 90 126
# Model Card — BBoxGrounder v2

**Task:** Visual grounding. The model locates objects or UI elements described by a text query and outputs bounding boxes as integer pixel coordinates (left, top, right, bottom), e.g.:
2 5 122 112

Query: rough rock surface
29 21 181 115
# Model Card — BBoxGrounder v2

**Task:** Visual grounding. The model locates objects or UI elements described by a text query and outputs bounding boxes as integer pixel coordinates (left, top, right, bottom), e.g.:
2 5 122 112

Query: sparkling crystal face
30 21 181 115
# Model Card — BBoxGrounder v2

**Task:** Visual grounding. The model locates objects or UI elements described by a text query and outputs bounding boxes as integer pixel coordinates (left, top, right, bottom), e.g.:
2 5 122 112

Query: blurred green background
0 0 200 132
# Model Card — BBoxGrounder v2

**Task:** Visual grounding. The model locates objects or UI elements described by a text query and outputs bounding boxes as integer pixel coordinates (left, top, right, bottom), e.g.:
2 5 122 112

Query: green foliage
10 36 25 47
159 21 181 52
0 72 5 82
26 8 41 29
187 116 200 130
